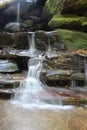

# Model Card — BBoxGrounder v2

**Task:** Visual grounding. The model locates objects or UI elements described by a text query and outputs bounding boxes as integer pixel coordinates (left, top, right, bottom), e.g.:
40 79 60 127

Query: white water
47 36 52 52
16 3 20 22
28 32 36 54
84 58 87 88
13 55 62 106
26 0 37 2
18 32 41 56
13 56 43 103
71 80 76 87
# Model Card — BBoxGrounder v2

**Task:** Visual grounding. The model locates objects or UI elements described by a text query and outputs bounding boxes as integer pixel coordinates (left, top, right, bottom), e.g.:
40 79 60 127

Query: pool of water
0 100 87 130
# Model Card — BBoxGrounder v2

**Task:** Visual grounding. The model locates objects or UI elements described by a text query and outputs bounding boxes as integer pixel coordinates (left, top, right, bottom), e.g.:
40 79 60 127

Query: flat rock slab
0 89 14 99
0 73 26 88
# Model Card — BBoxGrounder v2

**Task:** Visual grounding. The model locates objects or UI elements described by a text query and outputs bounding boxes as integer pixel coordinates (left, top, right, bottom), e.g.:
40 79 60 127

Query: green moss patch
57 29 87 50
49 15 87 30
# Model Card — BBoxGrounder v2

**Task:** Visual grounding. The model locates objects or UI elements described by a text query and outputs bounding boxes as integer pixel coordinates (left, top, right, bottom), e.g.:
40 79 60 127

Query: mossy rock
45 0 63 15
62 0 87 15
57 29 87 50
45 0 87 32
48 15 87 31
45 0 87 15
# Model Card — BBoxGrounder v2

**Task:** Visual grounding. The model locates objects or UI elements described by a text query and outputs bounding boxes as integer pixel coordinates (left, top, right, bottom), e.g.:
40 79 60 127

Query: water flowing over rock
0 60 18 73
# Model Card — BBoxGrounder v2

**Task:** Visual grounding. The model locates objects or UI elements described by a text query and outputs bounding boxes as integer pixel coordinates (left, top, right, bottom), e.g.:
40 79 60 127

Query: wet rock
43 52 73 70
0 31 63 51
0 73 26 89
46 69 73 81
5 22 20 32
0 32 28 49
71 73 85 80
63 97 87 106
0 60 18 73
22 19 34 28
0 89 14 99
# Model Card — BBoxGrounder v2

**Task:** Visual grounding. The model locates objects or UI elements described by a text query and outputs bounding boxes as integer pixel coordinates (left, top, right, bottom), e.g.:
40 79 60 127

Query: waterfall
28 32 36 54
27 32 42 57
13 56 43 104
71 80 76 87
18 32 42 56
47 36 52 52
16 3 20 23
28 58 43 79
12 31 62 106
45 31 57 52
84 58 87 88
13 55 62 106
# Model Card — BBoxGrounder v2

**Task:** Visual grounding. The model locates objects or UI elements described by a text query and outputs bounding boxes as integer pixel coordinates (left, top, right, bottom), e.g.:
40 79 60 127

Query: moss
45 0 56 14
49 15 87 30
64 0 87 9
57 29 87 50
45 0 63 15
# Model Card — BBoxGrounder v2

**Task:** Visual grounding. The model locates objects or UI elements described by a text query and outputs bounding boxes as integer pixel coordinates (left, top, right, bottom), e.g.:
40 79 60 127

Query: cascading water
47 36 52 52
16 3 20 23
13 55 62 106
84 58 87 88
18 32 42 56
28 32 37 55
12 30 62 107
45 31 54 52
71 80 76 87
13 55 43 104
